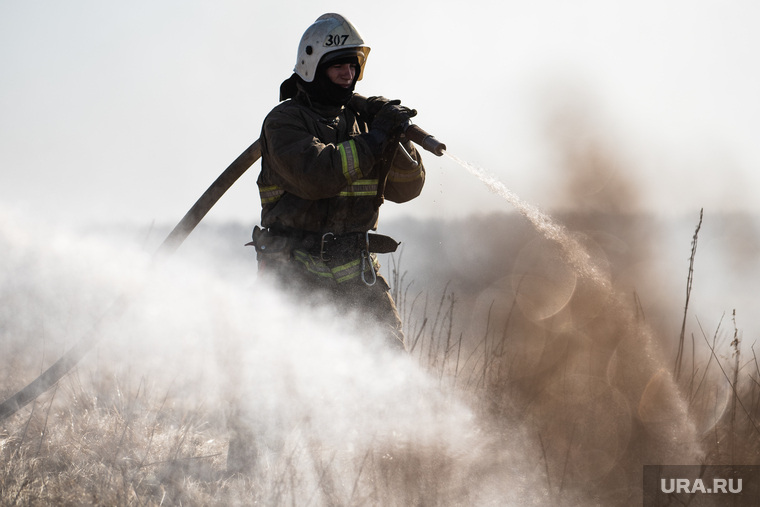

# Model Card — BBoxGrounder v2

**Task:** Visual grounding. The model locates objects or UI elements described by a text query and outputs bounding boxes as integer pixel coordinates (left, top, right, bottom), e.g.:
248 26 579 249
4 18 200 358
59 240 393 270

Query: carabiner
320 232 335 262
360 250 377 286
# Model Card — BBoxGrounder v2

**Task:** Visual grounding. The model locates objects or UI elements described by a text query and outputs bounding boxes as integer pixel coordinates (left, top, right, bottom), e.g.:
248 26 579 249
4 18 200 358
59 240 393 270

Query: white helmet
294 13 371 83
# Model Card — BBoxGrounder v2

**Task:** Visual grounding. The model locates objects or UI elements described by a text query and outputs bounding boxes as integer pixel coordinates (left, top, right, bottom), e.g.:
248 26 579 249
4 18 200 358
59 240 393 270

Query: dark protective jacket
257 92 425 236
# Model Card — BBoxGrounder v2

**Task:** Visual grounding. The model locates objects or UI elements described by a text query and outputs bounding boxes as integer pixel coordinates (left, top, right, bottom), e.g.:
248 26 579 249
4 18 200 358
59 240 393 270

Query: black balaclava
279 55 360 107
309 54 360 106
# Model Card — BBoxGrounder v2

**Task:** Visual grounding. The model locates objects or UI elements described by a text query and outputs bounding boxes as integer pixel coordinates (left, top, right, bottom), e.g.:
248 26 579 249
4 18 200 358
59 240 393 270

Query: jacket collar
294 89 346 119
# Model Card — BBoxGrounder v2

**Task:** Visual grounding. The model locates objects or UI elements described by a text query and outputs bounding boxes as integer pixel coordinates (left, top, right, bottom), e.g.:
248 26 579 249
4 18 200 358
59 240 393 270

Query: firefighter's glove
360 102 417 158
364 96 395 119
373 102 417 135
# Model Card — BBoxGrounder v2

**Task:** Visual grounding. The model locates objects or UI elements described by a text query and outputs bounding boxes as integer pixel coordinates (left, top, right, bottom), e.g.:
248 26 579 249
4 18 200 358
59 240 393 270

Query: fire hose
0 112 445 422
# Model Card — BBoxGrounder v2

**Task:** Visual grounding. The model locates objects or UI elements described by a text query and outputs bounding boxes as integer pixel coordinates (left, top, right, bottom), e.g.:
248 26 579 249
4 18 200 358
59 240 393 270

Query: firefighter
249 13 425 350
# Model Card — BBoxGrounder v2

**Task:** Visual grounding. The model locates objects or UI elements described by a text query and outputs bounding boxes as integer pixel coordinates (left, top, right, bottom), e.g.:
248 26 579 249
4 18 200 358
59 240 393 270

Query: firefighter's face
326 63 357 88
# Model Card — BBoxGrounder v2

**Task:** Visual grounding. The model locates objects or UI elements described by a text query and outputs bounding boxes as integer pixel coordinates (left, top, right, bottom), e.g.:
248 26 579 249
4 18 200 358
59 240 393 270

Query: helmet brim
320 47 365 67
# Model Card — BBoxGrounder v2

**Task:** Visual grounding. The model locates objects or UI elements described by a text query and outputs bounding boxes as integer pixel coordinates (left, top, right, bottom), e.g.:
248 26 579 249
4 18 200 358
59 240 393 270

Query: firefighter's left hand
364 96 395 118
365 97 417 122
358 102 417 159
372 102 417 136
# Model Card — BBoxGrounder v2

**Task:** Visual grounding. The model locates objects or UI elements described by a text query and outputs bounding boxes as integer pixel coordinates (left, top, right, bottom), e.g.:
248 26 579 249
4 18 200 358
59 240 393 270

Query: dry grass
2 211 759 506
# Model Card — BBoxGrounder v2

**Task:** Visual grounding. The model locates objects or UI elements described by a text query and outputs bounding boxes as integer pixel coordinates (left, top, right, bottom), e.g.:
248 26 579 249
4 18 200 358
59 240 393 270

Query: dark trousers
258 252 406 351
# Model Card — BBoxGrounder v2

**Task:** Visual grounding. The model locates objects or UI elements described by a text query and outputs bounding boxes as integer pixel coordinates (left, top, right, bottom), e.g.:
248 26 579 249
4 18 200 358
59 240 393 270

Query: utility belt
248 226 399 262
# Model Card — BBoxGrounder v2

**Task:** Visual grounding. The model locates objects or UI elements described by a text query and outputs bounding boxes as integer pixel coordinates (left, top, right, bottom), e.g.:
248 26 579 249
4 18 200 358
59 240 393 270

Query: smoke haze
4 204 752 504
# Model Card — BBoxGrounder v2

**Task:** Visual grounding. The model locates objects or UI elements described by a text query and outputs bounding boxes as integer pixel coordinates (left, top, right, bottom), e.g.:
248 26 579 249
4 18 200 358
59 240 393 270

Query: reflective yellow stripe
294 250 334 278
259 185 284 204
338 140 362 184
339 178 378 197
332 259 362 283
292 250 377 284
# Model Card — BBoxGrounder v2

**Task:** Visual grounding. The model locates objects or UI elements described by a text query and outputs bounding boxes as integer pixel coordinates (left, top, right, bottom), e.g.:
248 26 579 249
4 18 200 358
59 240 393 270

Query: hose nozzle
404 124 446 157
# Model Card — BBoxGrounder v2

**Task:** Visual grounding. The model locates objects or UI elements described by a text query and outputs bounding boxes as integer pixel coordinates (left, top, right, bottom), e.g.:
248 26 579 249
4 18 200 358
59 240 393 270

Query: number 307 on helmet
294 13 371 83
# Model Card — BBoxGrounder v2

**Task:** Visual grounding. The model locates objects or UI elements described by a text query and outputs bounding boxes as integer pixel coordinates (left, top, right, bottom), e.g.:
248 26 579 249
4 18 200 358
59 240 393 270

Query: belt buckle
320 232 335 262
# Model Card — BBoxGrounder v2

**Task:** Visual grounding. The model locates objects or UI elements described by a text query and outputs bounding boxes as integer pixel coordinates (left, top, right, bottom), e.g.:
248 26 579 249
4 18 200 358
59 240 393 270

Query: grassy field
1 211 759 506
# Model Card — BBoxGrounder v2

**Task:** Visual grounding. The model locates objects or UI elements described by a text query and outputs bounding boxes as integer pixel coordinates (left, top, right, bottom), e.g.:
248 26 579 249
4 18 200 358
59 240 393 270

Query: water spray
352 93 607 289
444 152 611 290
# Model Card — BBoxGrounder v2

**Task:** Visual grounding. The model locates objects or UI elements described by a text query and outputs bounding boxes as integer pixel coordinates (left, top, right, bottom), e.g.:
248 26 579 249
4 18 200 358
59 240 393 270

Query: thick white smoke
0 209 554 505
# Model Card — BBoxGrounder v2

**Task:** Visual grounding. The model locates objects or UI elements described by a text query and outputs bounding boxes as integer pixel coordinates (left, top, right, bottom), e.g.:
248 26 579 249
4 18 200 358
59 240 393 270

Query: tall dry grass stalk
674 208 703 383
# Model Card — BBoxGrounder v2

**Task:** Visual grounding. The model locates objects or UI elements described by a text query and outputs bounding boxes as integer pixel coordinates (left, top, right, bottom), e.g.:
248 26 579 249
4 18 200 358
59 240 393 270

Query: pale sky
2 0 759 228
